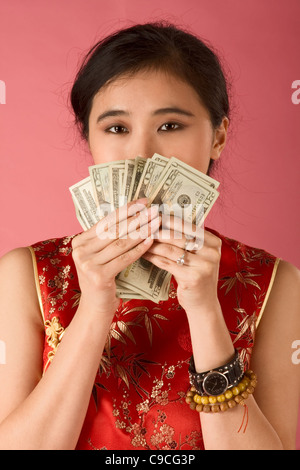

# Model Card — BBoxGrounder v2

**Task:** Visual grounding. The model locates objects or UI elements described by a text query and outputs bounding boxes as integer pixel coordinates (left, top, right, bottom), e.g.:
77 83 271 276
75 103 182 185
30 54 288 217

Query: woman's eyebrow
96 106 195 123
153 107 195 118
96 109 129 123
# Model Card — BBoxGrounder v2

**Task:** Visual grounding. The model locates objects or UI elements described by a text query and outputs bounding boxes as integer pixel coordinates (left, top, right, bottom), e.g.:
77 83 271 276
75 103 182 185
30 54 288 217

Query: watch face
203 371 228 396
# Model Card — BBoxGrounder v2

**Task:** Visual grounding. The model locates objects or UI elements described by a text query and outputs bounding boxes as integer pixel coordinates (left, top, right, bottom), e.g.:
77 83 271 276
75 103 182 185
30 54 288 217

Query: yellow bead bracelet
185 370 257 414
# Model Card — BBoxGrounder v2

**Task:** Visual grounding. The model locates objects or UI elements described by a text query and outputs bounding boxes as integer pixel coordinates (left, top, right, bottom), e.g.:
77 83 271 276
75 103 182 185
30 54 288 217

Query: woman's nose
125 131 158 160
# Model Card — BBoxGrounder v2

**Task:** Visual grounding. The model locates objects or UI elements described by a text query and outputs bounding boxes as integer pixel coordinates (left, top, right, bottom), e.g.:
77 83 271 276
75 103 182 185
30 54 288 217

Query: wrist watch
188 349 244 397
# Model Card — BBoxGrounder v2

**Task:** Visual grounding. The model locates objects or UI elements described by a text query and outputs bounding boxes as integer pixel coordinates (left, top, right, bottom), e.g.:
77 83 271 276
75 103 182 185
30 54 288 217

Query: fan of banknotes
69 154 220 303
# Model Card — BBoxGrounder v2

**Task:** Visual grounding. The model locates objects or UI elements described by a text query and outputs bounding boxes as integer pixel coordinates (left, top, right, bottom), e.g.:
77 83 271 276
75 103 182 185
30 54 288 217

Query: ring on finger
176 251 186 266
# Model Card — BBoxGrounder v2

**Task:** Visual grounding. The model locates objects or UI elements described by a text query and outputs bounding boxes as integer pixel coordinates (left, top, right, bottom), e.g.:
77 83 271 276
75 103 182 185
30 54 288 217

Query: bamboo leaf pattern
220 270 262 295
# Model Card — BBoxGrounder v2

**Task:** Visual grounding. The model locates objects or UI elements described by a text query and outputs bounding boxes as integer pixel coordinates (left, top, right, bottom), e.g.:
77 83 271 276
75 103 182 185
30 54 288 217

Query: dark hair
71 22 230 167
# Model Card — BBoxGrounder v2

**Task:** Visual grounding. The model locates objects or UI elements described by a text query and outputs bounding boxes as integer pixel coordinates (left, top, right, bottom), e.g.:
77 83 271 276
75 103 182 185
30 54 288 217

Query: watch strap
188 349 244 395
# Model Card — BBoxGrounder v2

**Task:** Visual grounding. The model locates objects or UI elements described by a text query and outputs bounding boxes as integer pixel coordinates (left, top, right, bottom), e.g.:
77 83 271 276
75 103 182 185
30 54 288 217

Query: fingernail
135 197 149 204
143 236 153 244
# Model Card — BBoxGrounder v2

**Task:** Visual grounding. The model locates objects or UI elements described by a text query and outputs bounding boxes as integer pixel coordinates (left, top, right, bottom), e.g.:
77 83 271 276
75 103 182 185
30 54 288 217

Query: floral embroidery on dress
30 229 278 450
108 359 200 450
32 237 77 321
44 316 65 365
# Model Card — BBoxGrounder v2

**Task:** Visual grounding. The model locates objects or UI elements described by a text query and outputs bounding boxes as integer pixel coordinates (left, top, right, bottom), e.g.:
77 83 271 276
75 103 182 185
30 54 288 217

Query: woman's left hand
142 215 222 314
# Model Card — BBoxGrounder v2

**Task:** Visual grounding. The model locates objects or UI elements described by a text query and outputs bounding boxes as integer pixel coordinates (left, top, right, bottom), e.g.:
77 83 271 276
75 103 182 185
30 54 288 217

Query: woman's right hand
71 198 160 319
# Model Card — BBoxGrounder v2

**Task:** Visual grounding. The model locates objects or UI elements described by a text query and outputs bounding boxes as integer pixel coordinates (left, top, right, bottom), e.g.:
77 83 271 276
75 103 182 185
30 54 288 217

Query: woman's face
88 69 228 174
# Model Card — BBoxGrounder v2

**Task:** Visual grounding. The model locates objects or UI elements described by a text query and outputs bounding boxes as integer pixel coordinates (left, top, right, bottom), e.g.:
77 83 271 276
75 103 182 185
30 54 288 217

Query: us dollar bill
117 157 219 301
116 288 145 299
109 161 126 209
89 163 113 213
116 258 172 302
132 154 169 200
127 156 147 201
148 156 220 225
114 155 171 301
69 175 172 301
69 176 100 230
69 154 220 302
70 170 162 300
122 159 136 203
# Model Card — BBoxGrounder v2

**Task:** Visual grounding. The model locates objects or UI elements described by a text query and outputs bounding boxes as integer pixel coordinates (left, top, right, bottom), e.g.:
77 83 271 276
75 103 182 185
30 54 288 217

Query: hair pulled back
70 22 230 140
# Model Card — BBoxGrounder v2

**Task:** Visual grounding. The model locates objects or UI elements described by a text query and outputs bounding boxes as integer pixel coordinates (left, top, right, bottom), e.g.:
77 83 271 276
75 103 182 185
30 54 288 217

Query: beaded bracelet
185 370 257 414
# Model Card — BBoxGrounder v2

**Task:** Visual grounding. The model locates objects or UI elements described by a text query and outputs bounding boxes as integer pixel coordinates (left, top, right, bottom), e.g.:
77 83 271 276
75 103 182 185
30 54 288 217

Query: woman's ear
210 117 229 161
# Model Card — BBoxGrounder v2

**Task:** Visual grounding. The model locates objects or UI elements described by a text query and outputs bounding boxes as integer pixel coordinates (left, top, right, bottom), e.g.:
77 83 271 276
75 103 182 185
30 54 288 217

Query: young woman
0 22 299 450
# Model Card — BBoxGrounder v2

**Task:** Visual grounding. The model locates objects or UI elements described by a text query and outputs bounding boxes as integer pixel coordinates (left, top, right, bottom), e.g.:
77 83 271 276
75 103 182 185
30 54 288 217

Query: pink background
0 0 299 448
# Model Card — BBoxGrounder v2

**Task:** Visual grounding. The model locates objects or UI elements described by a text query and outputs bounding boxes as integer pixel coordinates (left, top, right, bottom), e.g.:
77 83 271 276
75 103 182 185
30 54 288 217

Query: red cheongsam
28 228 280 450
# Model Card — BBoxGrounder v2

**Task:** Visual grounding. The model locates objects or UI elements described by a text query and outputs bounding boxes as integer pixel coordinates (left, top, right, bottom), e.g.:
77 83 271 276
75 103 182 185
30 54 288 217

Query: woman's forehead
91 69 206 116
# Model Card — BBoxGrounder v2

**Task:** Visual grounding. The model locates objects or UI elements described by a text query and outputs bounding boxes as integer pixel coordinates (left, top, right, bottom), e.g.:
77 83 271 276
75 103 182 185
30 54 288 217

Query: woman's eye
159 123 181 131
106 125 128 134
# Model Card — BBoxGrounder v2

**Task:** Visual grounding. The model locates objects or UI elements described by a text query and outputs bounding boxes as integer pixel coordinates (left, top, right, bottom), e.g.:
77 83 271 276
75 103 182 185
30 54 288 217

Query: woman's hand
71 198 160 318
142 214 222 314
